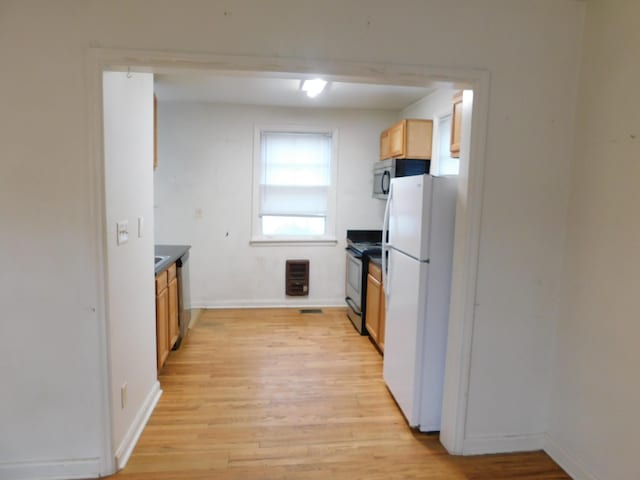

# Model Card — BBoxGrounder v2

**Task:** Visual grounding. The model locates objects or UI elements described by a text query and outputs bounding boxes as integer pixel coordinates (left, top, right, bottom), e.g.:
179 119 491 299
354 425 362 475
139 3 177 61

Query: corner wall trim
544 433 600 480
0 457 102 480
462 432 545 455
114 380 162 471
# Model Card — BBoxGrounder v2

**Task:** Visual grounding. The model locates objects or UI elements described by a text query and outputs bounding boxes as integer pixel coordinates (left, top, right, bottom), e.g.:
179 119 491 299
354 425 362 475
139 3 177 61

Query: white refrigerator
382 174 457 432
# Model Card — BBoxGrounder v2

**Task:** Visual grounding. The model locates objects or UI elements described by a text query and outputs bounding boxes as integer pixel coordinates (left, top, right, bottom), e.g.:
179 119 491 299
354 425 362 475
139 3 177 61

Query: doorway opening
92 49 488 475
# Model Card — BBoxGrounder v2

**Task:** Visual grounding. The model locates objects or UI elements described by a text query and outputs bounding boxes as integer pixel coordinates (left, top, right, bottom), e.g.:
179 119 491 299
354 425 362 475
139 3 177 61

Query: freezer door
388 175 432 261
382 248 428 427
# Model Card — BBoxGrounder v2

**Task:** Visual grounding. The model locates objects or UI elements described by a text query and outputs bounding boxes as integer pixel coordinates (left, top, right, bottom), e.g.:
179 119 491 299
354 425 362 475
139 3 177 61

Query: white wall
102 72 159 464
407 83 567 453
154 102 393 307
0 1 585 476
546 2 640 479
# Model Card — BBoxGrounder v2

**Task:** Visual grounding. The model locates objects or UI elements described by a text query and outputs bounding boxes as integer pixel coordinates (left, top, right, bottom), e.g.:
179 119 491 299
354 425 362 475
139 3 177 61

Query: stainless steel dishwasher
174 251 191 349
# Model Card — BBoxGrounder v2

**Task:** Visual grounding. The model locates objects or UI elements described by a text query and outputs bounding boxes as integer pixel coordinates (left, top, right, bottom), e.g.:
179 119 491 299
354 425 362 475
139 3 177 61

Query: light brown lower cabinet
156 263 180 371
365 262 386 353
167 264 179 348
155 274 170 370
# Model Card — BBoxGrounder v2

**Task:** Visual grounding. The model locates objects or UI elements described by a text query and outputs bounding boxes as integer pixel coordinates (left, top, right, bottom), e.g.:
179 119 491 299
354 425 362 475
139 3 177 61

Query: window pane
262 132 332 186
262 216 325 236
257 130 333 238
259 185 328 216
437 115 459 175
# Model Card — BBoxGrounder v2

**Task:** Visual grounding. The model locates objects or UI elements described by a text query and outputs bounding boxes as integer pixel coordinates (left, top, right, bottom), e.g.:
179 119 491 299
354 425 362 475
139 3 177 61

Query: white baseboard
191 298 346 309
0 457 102 479
544 433 599 480
114 380 162 471
462 432 545 455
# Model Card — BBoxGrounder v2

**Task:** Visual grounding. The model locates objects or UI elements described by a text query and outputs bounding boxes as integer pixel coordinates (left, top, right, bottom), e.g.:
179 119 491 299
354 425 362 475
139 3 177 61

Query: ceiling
154 72 436 111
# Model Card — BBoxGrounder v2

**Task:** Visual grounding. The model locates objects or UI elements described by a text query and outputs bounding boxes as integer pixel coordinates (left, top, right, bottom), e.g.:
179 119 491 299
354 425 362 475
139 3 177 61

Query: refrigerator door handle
382 183 393 304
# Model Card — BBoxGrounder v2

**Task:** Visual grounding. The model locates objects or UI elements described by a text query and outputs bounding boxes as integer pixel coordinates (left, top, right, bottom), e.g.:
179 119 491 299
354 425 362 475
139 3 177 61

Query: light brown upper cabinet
450 91 463 158
379 119 433 160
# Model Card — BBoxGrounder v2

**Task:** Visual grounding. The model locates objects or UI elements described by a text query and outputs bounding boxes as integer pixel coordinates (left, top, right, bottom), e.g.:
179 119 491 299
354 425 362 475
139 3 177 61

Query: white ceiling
154 73 436 111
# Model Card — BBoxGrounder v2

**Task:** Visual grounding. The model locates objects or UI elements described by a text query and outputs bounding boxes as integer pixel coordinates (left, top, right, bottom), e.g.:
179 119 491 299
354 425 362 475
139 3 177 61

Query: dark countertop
155 244 190 275
368 255 382 268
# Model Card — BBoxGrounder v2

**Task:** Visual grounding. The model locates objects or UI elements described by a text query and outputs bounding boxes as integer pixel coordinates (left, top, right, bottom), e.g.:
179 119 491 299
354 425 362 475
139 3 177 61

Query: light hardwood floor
112 308 569 479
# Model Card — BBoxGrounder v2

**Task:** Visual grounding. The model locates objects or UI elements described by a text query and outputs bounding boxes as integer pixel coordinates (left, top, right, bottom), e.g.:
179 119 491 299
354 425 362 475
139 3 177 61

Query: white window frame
251 124 339 245
433 113 460 176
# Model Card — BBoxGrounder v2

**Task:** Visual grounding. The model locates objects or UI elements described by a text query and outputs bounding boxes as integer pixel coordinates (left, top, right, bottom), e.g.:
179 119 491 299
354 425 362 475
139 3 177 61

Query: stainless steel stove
345 230 383 334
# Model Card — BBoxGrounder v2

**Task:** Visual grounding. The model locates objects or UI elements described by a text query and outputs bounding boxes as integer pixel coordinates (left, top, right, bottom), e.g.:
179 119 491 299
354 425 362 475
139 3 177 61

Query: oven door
345 249 365 333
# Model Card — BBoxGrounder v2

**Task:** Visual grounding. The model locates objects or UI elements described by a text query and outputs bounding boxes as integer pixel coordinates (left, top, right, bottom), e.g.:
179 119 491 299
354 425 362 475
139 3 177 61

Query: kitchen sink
155 255 170 265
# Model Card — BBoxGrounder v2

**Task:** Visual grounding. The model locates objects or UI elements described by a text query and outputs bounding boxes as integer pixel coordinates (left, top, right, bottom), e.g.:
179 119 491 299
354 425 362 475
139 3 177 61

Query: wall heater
285 259 310 296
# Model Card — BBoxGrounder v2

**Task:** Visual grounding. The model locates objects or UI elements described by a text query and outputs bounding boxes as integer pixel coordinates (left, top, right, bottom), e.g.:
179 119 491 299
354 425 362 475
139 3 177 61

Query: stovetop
347 241 383 257
348 241 381 250
346 229 384 256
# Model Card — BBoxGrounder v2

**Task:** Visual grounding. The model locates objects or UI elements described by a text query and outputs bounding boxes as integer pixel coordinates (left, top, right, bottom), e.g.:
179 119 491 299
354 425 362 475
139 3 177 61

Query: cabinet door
156 287 169 370
380 129 391 160
168 277 179 349
405 119 433 159
450 91 463 158
388 121 406 159
366 273 381 346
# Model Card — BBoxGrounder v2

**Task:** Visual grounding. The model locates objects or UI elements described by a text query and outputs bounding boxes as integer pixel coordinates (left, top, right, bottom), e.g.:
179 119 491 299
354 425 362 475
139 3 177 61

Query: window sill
250 237 338 247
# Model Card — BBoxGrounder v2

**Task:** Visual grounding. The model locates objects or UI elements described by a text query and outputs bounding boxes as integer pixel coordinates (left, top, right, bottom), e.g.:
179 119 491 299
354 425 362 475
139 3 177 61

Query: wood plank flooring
111 308 570 479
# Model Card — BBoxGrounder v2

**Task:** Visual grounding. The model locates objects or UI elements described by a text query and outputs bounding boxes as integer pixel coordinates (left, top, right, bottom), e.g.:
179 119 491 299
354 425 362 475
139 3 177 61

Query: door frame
87 47 489 472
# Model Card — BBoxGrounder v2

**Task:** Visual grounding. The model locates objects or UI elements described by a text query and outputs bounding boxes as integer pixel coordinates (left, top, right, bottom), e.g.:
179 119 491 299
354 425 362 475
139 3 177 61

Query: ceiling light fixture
301 78 328 98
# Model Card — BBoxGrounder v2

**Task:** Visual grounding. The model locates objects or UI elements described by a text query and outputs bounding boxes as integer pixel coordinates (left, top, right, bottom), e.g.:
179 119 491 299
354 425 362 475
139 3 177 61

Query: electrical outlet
121 383 127 409
116 221 129 245
137 216 144 238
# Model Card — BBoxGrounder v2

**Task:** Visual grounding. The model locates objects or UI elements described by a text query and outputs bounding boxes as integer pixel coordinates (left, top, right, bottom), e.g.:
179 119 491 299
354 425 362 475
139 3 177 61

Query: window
435 114 459 176
252 126 338 243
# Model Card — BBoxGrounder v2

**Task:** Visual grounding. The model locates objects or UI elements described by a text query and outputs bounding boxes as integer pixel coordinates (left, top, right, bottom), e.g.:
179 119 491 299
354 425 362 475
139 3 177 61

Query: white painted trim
439 83 490 455
85 49 116 476
191 299 346 309
114 381 162 471
89 47 490 456
545 433 600 480
462 432 545 455
0 457 102 480
90 48 481 86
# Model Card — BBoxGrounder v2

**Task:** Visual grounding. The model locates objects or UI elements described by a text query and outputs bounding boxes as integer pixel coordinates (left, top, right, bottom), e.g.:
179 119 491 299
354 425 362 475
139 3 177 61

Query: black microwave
372 159 430 199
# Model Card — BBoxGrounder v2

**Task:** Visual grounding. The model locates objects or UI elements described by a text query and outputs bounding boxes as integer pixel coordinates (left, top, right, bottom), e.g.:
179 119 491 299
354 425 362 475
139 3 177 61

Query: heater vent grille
286 260 310 296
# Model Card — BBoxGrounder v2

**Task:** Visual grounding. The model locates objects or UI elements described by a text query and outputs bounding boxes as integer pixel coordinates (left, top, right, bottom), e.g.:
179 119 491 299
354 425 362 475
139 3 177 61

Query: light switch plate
117 221 129 245
137 216 144 238
121 382 127 409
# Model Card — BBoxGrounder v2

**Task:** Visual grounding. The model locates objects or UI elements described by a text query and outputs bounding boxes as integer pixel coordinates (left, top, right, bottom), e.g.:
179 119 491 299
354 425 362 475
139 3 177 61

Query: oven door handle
345 297 361 316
